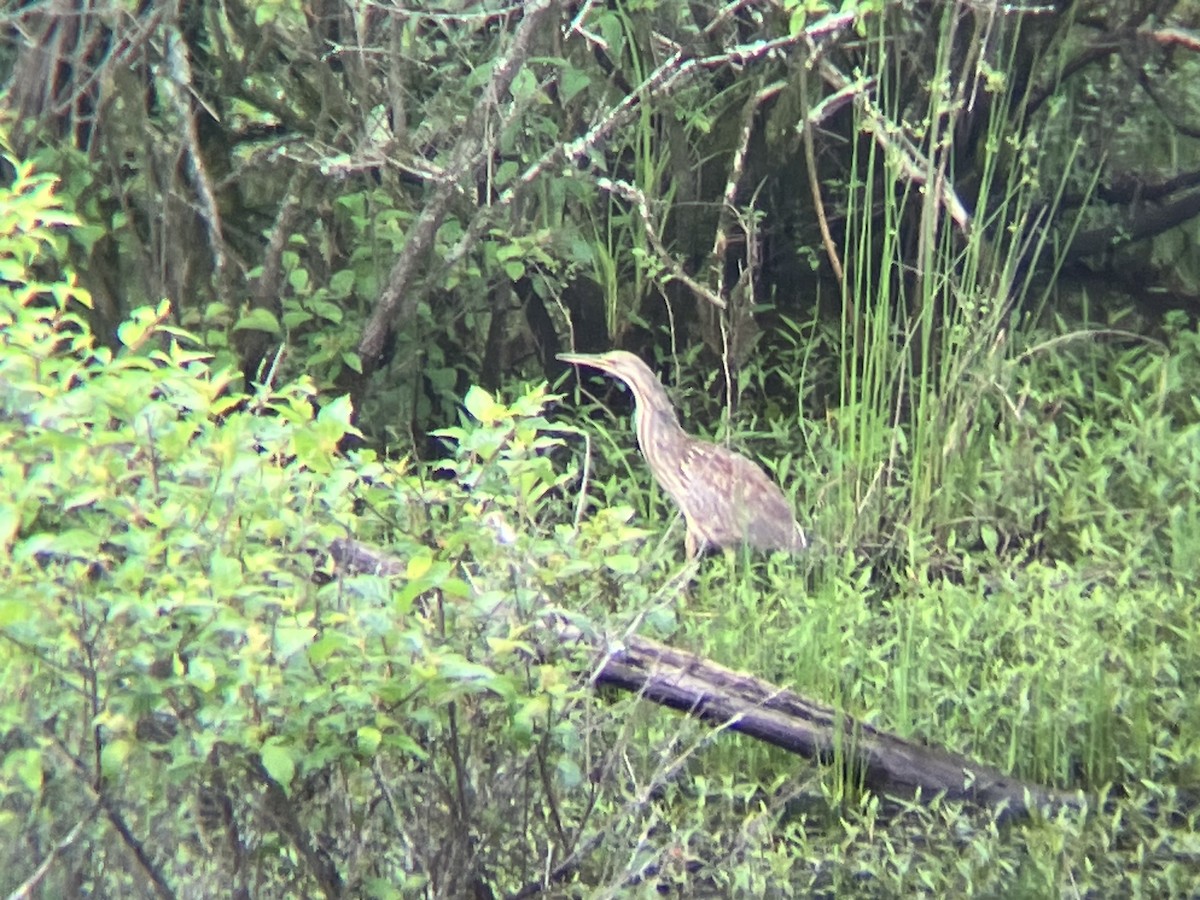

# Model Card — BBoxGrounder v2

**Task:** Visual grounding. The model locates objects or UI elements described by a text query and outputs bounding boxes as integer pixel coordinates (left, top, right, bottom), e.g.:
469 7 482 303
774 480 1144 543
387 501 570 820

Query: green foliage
0 156 734 896
1 157 363 894
564 332 1200 892
537 0 1200 887
8 0 1200 892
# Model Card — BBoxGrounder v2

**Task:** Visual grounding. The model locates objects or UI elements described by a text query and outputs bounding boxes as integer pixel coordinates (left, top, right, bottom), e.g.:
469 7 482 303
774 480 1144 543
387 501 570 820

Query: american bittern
560 350 808 559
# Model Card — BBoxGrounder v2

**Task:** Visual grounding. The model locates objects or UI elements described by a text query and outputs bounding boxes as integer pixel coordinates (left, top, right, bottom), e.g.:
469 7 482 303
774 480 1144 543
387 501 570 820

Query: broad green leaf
406 553 433 581
187 657 217 692
254 0 280 26
6 748 44 793
308 632 347 665
511 694 549 740
560 67 590 103
260 741 295 790
385 730 427 760
287 267 309 292
437 657 499 683
101 738 134 776
329 269 356 298
604 554 640 576
0 599 31 627
356 726 382 756
232 308 281 335
981 523 999 555
440 577 471 599
209 553 241 595
116 316 151 349
275 626 316 661
462 385 505 425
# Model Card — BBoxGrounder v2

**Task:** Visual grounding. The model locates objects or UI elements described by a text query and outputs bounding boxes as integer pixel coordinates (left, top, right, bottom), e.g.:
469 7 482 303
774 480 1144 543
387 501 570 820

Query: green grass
553 305 1200 895
541 9 1200 880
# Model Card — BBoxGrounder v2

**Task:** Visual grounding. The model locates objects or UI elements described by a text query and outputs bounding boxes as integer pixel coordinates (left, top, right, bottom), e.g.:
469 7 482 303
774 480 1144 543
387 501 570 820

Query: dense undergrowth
4 150 1200 897
5 2 1200 893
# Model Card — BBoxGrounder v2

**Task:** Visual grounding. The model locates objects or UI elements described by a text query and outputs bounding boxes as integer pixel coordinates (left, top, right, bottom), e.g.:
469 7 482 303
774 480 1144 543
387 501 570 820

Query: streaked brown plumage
559 350 808 559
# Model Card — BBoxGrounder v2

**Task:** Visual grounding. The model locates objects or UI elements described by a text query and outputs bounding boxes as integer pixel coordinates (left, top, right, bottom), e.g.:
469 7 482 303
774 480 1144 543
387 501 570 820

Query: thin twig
595 176 726 309
710 80 786 302
814 56 973 234
6 809 98 900
799 61 845 293
163 21 227 285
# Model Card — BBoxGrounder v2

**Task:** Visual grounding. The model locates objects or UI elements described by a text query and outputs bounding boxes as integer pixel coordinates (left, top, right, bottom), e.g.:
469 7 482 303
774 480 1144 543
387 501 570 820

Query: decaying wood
592 632 1077 819
329 537 1080 821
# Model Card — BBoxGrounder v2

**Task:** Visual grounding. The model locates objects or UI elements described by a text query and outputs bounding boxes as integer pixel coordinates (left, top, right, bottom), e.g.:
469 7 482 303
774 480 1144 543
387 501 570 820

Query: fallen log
593 631 1078 819
329 537 1080 821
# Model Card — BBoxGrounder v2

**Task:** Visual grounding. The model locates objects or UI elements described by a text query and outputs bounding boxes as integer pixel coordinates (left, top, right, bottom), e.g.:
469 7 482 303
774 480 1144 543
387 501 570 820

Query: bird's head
559 350 678 419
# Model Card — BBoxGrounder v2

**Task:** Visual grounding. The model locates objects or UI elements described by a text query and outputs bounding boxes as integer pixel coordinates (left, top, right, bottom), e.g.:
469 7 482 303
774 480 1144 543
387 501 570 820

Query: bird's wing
676 440 804 551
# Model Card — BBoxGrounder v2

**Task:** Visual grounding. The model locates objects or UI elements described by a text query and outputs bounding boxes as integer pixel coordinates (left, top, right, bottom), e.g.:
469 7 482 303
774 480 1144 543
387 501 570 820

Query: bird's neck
634 402 686 446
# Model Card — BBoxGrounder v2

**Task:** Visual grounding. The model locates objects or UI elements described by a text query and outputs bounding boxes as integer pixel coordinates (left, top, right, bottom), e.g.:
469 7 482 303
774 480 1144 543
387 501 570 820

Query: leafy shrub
0 155 659 897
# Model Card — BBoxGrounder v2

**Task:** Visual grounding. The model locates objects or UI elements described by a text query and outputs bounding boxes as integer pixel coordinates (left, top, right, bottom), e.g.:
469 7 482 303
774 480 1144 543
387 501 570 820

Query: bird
559 350 808 560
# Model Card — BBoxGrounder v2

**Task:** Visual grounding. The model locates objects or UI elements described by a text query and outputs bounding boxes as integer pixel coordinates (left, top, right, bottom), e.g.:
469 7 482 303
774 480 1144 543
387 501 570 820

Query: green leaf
980 523 998 555
356 726 382 756
275 626 316 661
4 748 43 793
101 738 134 776
604 554 640 576
308 631 347 665
406 553 433 581
209 553 241 595
0 599 32 627
116 316 151 349
254 1 278 26
462 385 505 425
287 267 309 292
329 269 356 298
495 243 523 262
437 656 500 683
644 605 677 635
440 577 471 599
187 658 217 692
385 730 427 760
511 694 549 740
561 67 590 103
260 740 295 790
487 636 534 657
232 308 281 335
319 392 356 428
282 309 313 329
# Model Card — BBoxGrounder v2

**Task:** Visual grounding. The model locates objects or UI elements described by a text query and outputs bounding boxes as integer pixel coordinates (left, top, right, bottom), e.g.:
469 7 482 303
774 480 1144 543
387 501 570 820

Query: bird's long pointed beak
558 351 612 372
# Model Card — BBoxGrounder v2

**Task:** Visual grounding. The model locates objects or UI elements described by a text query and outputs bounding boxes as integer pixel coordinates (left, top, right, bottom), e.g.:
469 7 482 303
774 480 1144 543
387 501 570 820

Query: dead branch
328 537 1080 822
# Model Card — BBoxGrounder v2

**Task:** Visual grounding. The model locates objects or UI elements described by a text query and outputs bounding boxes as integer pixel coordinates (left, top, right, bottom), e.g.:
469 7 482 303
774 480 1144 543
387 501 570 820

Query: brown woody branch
339 0 557 396
1064 188 1200 262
